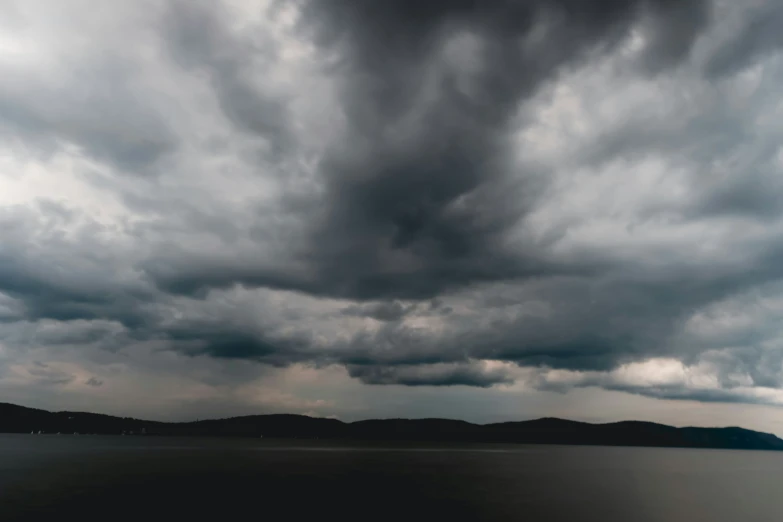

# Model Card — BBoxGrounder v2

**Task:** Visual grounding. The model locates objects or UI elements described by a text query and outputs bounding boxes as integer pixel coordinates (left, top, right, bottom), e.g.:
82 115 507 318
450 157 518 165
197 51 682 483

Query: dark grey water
1 435 782 522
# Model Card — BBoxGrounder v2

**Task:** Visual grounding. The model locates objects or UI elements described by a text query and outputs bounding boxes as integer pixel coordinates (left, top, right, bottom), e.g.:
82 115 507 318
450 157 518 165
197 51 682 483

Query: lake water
1 435 782 521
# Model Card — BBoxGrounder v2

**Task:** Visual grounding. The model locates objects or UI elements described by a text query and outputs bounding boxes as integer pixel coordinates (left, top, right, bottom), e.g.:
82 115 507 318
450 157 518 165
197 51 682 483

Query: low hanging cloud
3 0 783 413
347 361 516 388
85 377 104 388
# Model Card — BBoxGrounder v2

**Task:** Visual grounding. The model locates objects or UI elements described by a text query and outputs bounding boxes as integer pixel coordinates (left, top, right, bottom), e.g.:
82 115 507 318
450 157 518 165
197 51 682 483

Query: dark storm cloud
139 0 779 393
8 0 783 409
347 362 514 388
328 235 783 385
162 326 314 367
146 0 710 301
85 377 104 388
0 247 153 330
0 213 124 322
297 0 709 300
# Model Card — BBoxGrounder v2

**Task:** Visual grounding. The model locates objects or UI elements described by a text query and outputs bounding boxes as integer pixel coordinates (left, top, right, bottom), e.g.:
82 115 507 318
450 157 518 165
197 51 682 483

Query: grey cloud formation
302 0 707 299
149 0 710 300
0 204 153 327
26 362 74 386
162 0 292 155
0 2 176 172
341 301 416 322
85 377 104 388
5 0 783 419
166 328 312 367
347 361 514 388
705 2 783 78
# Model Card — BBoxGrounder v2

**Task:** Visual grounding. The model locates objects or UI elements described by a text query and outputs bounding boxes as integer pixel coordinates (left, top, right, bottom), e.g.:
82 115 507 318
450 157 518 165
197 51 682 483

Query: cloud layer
3 0 783 418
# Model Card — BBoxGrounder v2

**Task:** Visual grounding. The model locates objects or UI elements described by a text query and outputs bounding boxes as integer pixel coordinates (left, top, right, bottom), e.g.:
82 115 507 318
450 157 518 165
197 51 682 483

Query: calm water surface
1 434 782 521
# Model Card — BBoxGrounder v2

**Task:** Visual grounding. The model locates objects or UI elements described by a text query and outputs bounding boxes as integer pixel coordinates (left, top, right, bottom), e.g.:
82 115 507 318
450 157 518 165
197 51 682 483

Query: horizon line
0 401 760 434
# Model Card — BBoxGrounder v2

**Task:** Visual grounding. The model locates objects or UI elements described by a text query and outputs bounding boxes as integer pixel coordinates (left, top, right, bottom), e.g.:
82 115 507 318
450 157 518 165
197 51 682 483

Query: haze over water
1 435 781 522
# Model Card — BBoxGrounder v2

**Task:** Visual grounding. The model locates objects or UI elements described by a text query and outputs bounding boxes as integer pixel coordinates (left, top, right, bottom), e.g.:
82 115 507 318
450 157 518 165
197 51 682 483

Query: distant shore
3 402 783 451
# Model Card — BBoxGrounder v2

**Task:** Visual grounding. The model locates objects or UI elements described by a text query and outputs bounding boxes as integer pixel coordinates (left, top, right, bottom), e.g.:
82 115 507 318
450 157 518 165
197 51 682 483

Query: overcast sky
3 0 783 433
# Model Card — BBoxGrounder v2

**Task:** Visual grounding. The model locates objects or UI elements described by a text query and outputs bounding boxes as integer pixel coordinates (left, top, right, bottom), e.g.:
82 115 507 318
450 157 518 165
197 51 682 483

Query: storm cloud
3 0 783 421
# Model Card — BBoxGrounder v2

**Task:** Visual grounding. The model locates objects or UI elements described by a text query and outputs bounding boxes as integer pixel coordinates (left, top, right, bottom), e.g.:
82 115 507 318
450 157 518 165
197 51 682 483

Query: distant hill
2 402 782 451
